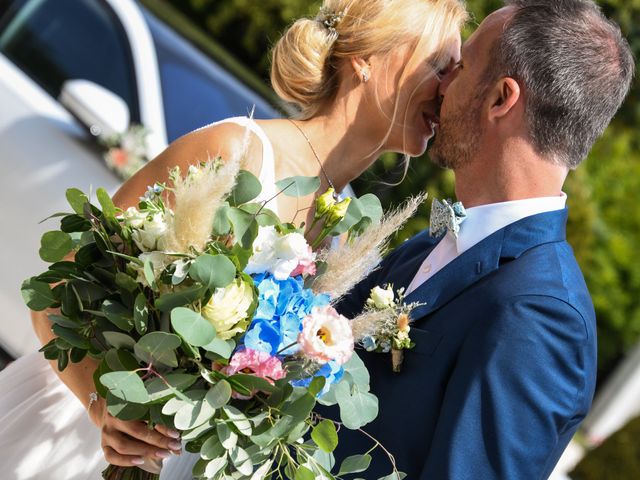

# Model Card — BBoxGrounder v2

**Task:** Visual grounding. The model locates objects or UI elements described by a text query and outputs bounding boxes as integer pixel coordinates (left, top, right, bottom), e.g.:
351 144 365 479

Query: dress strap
203 116 279 214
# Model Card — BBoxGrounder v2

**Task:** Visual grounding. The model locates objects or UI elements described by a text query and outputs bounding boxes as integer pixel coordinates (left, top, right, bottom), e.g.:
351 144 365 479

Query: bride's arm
30 122 259 468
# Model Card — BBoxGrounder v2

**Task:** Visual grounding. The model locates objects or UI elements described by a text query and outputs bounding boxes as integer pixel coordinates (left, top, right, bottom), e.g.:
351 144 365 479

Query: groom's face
429 8 513 170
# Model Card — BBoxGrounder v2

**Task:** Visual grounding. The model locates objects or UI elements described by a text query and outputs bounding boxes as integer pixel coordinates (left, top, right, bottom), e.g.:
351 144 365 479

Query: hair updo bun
271 17 339 119
271 0 468 120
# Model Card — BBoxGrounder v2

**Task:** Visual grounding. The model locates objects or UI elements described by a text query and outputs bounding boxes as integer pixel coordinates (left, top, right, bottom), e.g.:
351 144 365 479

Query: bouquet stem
102 465 160 480
391 348 404 373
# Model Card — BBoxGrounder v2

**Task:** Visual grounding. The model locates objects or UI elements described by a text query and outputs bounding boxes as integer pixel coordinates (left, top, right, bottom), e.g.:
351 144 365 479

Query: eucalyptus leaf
170 307 216 347
39 231 73 262
217 422 238 449
189 254 236 290
338 454 372 476
276 176 321 197
377 473 407 480
174 398 216 430
212 203 231 236
295 466 316 480
205 380 232 409
134 332 182 367
336 382 379 430
155 284 206 312
200 434 225 460
106 392 148 420
146 373 198 402
204 456 228 478
100 371 150 403
311 419 338 453
227 207 259 249
223 406 252 435
229 446 253 476
202 337 235 357
230 170 262 206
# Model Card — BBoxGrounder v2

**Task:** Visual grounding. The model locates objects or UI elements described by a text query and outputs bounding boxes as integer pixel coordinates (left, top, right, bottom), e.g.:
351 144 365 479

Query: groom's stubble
429 87 487 171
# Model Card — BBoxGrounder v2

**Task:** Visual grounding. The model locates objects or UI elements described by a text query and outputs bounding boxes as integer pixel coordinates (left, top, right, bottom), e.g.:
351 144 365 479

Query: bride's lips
422 111 440 136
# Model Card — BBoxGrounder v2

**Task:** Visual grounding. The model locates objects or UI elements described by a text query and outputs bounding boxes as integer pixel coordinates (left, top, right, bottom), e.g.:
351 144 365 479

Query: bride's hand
90 397 182 470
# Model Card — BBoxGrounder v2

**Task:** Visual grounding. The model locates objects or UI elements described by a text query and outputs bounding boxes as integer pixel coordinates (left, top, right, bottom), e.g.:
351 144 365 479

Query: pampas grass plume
165 128 251 252
312 194 425 300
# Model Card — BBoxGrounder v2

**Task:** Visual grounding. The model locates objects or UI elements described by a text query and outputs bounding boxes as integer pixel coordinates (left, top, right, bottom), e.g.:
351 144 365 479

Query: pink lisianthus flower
298 305 354 365
290 245 317 277
222 348 286 399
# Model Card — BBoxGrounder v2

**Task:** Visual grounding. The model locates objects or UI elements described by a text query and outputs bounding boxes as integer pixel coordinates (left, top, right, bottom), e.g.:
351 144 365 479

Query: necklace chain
287 119 336 192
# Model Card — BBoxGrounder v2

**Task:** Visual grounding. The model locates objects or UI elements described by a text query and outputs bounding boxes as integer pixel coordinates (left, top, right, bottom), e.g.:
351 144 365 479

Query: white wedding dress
0 117 278 480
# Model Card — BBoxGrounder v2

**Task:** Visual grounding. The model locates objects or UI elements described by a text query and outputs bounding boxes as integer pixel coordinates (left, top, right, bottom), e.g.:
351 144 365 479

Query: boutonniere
351 284 423 372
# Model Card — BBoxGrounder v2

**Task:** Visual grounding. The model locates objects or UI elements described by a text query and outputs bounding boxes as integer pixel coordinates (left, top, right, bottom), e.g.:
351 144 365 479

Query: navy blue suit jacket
333 208 597 479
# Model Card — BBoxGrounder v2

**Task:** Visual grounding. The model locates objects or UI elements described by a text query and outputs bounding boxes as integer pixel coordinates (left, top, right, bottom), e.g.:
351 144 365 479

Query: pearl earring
361 69 370 83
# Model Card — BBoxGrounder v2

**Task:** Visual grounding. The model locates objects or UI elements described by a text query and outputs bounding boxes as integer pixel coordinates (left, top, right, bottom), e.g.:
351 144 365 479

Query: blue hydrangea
291 360 344 395
242 273 330 355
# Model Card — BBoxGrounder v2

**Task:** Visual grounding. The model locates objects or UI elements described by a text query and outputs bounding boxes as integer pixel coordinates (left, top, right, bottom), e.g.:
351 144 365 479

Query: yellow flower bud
315 188 336 219
326 197 351 227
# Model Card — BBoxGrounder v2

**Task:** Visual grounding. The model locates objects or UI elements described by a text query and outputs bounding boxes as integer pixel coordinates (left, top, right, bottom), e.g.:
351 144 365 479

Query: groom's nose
438 71 454 98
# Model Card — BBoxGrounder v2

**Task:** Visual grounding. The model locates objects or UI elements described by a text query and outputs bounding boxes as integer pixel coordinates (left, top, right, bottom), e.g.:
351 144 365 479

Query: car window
0 0 139 122
143 10 279 142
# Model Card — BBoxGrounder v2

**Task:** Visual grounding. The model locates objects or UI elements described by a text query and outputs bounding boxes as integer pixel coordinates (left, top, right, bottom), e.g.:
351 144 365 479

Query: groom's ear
488 77 521 121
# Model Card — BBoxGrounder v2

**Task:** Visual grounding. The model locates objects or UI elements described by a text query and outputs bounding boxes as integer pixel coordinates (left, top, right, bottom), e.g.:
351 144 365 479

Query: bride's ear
488 77 520 121
350 57 371 83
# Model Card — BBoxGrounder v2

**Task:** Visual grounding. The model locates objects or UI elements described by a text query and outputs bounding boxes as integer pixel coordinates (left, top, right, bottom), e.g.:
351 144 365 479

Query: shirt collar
453 193 568 255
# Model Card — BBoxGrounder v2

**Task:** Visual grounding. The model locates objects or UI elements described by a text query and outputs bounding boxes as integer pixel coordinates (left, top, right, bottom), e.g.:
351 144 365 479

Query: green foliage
571 416 640 480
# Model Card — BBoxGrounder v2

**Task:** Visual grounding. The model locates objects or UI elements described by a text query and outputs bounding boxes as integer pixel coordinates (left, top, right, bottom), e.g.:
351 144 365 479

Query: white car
0 0 280 361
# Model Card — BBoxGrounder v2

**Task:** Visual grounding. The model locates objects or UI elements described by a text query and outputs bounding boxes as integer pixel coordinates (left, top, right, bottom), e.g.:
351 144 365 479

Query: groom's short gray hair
488 0 634 168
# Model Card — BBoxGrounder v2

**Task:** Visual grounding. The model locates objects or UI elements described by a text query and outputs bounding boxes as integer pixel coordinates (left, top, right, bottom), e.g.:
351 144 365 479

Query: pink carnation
222 348 286 398
290 246 317 277
297 305 354 365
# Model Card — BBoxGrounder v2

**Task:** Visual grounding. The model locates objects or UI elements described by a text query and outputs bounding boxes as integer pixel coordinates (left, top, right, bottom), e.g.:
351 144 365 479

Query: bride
0 0 466 478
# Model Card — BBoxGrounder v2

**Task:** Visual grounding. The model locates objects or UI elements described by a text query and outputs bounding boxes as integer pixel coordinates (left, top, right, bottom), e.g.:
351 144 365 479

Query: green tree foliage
571 415 640 480
163 0 639 381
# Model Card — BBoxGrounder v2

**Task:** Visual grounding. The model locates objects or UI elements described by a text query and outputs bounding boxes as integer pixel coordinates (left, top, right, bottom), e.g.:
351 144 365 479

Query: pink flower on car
298 305 354 365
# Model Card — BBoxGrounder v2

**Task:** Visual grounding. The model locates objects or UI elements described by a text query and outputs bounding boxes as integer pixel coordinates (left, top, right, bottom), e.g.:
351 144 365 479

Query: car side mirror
59 79 130 137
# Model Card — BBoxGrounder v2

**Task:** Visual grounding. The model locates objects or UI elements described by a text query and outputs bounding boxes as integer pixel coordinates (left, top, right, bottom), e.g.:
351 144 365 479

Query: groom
333 1 634 478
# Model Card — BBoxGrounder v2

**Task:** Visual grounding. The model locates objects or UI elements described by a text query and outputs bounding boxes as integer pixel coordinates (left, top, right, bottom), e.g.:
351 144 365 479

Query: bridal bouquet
21 145 422 480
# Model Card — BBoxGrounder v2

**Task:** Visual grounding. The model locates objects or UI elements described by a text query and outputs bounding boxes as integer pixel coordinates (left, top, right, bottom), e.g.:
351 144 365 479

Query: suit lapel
405 208 569 320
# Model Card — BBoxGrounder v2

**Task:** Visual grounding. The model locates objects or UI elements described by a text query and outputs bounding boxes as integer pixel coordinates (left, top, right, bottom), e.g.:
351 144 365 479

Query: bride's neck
299 105 381 193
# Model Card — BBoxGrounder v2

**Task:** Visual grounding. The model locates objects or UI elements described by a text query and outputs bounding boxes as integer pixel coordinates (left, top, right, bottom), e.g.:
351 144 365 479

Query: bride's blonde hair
271 0 468 119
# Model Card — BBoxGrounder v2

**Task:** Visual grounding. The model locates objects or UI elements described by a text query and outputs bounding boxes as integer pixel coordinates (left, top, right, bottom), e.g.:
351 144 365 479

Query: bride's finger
113 418 182 453
105 429 173 459
154 424 182 454
102 445 146 467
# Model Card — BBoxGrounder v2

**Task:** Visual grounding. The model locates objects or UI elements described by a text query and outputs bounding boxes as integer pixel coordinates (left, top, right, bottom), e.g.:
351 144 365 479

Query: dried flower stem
312 194 425 300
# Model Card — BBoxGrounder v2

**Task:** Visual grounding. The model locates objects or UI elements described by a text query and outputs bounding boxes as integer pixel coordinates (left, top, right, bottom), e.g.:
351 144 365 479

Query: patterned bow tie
429 199 467 238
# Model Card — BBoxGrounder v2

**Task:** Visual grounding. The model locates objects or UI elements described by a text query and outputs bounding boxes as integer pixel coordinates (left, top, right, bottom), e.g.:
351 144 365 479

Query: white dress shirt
405 193 568 295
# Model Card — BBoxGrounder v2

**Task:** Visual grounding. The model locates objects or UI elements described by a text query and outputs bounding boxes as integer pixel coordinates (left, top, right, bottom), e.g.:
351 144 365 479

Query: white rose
132 251 171 287
202 278 254 340
245 226 278 276
367 285 396 310
121 207 147 228
272 232 312 280
132 212 168 251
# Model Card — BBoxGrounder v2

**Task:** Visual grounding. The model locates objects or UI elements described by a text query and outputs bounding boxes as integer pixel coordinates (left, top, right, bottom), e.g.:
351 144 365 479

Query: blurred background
0 0 638 478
